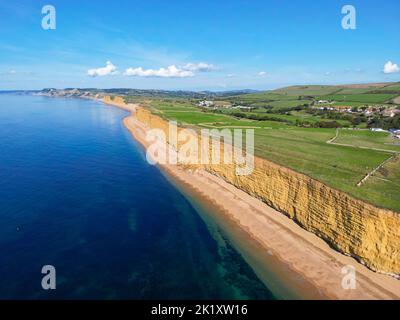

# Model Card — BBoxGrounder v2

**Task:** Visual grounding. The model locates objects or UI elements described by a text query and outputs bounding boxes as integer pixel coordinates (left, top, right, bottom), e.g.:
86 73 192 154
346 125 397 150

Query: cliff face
103 96 133 111
131 105 400 276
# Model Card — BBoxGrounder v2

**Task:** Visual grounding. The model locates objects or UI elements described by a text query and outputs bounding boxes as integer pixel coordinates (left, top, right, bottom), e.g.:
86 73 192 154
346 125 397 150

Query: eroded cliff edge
106 96 400 277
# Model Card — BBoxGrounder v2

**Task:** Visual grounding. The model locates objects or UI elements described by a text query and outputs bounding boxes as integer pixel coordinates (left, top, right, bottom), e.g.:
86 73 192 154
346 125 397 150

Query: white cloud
87 61 117 77
181 62 215 72
383 61 400 74
325 71 331 76
227 73 235 77
258 71 267 76
123 62 215 78
0 70 18 76
124 65 194 78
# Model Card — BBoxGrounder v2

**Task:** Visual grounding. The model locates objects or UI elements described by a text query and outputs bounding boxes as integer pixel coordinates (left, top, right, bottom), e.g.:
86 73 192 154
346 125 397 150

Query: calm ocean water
0 94 273 299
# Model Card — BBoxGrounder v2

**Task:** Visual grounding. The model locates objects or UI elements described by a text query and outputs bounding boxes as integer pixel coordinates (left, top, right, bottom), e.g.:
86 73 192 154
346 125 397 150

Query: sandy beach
109 101 400 300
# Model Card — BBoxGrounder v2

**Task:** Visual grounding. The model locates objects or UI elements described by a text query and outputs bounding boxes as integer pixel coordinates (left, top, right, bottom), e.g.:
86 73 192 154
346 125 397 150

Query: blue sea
0 94 273 299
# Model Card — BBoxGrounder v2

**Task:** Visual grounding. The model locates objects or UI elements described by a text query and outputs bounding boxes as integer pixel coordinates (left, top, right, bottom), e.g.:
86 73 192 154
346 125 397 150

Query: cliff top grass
146 98 400 212
229 83 400 103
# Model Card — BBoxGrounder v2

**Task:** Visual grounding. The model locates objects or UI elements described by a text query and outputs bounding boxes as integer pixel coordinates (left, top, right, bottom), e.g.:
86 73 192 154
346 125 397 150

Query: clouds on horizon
87 61 117 77
88 61 216 78
80 58 400 89
181 62 215 72
124 65 194 78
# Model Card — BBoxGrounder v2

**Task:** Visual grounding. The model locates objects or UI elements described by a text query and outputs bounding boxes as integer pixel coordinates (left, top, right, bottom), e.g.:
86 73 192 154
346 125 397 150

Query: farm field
252 127 393 208
273 85 341 96
321 93 396 103
260 99 310 110
334 88 375 94
375 83 400 91
224 83 400 114
150 102 263 127
360 156 400 212
225 92 302 104
329 101 368 107
147 99 400 211
333 129 400 152
222 109 352 126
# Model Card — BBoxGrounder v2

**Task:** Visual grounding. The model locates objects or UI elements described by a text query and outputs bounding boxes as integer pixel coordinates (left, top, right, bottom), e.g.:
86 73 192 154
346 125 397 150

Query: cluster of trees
270 104 310 114
314 121 341 128
235 103 310 114
210 109 342 128
305 109 367 127
208 104 400 130
368 115 400 130
294 120 341 128
227 112 293 124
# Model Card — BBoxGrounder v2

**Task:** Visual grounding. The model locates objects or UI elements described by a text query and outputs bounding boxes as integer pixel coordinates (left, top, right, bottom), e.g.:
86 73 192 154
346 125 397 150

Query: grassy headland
124 83 400 211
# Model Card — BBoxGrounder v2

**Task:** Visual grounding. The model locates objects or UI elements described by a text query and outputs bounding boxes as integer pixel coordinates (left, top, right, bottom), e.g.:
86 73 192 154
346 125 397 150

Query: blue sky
0 0 399 90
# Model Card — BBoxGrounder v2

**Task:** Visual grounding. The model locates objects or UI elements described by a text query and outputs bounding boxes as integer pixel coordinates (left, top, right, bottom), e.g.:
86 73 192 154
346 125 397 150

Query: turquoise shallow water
0 94 273 299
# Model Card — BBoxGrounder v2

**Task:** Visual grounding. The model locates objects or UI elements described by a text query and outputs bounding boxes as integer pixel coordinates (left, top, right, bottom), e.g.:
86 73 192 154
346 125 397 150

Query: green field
330 101 368 107
148 99 400 211
222 109 352 126
334 129 400 152
322 93 396 104
360 156 400 211
273 85 341 96
150 101 199 112
334 88 375 94
375 83 400 91
226 92 302 103
260 99 310 110
252 127 393 207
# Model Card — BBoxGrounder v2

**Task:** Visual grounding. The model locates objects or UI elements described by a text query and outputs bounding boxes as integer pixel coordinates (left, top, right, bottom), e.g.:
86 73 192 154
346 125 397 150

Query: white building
370 128 387 132
390 110 400 118
198 100 214 107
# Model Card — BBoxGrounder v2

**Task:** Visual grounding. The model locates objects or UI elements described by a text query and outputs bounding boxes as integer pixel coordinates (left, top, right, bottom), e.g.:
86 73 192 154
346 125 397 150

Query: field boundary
327 128 340 144
356 154 397 187
326 129 399 154
326 128 399 187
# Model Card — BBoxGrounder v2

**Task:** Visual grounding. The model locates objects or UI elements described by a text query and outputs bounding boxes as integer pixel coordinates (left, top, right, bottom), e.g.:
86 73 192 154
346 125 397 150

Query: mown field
147 99 400 211
275 86 341 96
248 99 310 110
224 108 352 126
229 83 400 105
360 156 400 211
321 93 396 104
334 129 400 152
375 83 400 91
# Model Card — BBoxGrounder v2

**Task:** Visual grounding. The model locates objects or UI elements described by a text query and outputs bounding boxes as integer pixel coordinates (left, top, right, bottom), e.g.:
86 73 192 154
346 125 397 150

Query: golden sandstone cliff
103 95 133 111
105 96 400 277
